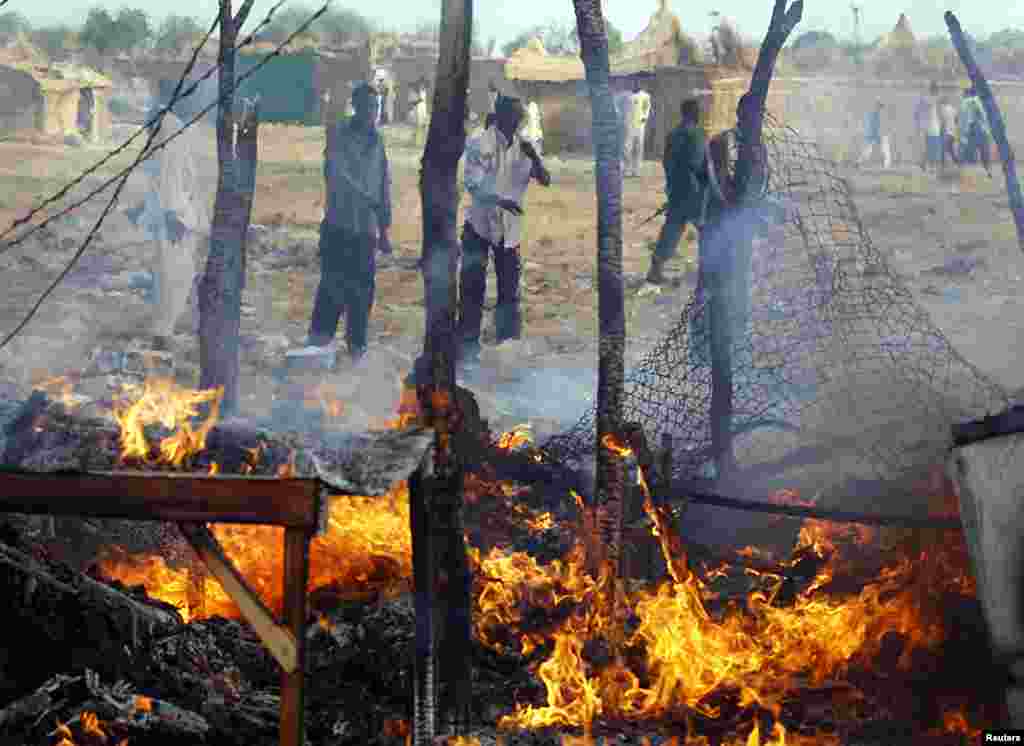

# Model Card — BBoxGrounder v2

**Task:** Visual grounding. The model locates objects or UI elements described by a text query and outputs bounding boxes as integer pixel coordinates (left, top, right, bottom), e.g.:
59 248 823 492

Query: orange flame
601 433 634 458
112 377 223 467
497 424 534 451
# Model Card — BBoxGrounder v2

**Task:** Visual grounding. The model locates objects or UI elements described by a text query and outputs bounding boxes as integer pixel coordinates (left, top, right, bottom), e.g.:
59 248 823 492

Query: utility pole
850 4 862 65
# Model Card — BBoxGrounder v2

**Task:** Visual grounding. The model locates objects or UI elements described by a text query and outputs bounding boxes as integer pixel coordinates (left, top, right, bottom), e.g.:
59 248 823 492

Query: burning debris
0 374 1002 745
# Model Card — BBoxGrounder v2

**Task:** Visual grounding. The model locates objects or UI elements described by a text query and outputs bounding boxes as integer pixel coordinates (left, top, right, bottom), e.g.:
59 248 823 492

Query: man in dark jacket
647 98 707 284
306 82 392 362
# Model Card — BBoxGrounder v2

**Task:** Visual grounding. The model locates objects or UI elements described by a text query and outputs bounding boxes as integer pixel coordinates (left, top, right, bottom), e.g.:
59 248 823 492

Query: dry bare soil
0 122 1022 438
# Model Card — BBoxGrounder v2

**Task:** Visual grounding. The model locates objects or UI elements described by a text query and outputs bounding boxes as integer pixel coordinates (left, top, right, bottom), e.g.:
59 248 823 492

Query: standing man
959 86 992 176
306 83 392 362
129 79 212 351
624 80 652 178
647 98 707 284
857 99 891 170
458 95 551 367
914 82 942 172
487 80 499 116
521 99 544 155
939 93 959 169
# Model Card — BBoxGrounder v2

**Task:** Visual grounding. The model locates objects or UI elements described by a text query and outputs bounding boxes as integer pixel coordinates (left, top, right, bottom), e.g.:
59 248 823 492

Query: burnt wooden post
413 0 474 739
199 0 260 417
708 0 802 479
573 0 627 598
945 11 1024 252
280 525 312 746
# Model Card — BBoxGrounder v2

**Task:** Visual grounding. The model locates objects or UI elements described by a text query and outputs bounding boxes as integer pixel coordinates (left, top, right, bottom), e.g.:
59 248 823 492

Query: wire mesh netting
541 114 1010 500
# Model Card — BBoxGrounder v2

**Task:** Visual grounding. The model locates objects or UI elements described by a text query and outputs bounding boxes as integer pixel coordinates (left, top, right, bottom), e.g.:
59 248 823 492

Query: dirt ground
0 121 1021 440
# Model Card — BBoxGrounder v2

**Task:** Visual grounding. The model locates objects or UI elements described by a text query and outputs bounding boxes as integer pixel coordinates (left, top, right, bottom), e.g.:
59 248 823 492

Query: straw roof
504 0 694 81
879 13 917 49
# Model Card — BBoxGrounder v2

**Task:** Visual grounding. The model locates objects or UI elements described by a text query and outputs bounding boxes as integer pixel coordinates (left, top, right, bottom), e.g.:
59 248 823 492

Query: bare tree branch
946 11 1024 252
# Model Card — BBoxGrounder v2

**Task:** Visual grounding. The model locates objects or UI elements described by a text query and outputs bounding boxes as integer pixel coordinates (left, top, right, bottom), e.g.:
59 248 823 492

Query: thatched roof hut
0 61 113 142
880 13 916 49
504 0 697 82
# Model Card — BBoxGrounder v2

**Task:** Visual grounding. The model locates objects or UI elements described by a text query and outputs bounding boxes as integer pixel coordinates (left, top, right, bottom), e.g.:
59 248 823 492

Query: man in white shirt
521 99 544 155
127 79 212 351
624 80 651 177
459 95 551 366
913 81 942 172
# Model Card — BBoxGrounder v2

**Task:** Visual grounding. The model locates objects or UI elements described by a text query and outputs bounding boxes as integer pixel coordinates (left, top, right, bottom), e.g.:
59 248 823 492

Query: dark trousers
308 222 376 354
458 222 521 356
961 124 992 170
654 211 698 264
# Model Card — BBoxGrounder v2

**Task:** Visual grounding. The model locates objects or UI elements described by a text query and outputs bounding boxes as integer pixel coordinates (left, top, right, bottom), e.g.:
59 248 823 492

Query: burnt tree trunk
945 11 1024 252
709 0 801 480
573 0 627 588
411 0 473 740
199 0 259 417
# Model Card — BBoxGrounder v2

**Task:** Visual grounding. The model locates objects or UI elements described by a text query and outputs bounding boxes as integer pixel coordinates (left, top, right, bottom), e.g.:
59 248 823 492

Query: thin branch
0 0 295 253
945 11 1024 252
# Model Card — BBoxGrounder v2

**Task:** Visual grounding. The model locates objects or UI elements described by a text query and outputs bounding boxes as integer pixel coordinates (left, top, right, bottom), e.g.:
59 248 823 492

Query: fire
112 377 223 467
99 481 413 621
601 433 633 458
497 424 533 450
51 711 128 746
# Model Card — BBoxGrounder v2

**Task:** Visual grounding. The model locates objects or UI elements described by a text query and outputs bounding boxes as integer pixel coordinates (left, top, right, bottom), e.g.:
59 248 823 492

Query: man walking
306 83 392 363
647 98 707 285
522 99 544 155
458 95 551 366
940 93 959 169
857 99 891 170
624 80 652 178
130 79 212 351
959 86 992 176
914 82 942 172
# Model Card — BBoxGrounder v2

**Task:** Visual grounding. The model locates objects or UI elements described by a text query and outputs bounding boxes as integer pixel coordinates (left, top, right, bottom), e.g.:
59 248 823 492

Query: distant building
0 61 113 142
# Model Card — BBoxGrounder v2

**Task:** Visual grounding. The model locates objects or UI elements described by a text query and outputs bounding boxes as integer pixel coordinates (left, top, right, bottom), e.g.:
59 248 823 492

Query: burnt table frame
0 469 329 746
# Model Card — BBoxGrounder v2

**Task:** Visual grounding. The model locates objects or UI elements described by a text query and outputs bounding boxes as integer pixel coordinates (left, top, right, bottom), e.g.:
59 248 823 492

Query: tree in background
315 7 374 45
30 26 78 60
80 6 152 56
116 7 153 52
263 4 372 46
0 12 31 37
988 28 1024 50
79 8 117 55
502 19 623 57
153 14 205 54
790 29 836 50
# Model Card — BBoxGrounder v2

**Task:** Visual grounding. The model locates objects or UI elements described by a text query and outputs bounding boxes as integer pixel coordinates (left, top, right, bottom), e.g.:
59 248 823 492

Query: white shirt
463 125 535 247
940 102 957 134
140 111 211 241
522 101 543 143
629 90 651 131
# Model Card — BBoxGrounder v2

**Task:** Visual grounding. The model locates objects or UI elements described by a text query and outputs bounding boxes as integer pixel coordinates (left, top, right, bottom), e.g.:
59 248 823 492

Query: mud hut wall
505 66 707 157
39 84 82 136
384 57 508 123
0 65 43 132
90 87 112 141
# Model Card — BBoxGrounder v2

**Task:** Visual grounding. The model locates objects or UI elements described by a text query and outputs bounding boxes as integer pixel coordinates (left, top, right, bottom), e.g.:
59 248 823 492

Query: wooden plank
280 526 312 746
178 522 298 674
0 472 321 528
